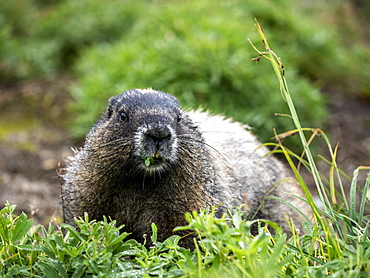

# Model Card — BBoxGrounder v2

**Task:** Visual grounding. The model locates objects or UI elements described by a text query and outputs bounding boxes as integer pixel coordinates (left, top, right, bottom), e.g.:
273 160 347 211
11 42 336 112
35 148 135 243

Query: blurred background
0 0 369 225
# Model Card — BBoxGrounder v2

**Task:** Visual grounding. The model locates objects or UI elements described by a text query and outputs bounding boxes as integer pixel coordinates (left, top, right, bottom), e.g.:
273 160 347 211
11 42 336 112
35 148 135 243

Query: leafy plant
176 207 294 278
0 203 190 277
0 0 145 82
1 202 288 277
69 0 328 143
250 20 370 276
2 0 370 146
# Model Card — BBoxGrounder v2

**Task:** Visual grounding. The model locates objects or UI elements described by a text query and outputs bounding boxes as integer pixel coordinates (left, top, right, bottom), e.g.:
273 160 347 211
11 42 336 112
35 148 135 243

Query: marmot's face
97 89 199 175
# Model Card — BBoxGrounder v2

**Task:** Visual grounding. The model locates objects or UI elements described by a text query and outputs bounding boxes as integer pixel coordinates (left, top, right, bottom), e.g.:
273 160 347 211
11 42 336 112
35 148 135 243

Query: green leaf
49 259 68 277
0 213 10 244
0 203 16 214
36 261 64 278
15 244 43 252
71 265 87 278
108 231 130 246
40 245 57 259
151 223 158 243
4 265 21 277
11 212 33 243
60 223 85 242
144 157 154 167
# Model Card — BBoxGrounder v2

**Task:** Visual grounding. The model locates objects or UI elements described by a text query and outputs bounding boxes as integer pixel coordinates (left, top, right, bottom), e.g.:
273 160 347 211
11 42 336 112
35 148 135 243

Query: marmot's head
87 89 200 175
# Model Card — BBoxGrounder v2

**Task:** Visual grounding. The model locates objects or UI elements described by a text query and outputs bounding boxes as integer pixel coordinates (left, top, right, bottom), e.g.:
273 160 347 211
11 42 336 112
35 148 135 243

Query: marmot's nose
145 127 172 147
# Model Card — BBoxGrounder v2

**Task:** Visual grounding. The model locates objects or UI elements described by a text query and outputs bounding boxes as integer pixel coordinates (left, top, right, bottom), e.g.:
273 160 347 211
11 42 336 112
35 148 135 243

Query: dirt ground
0 79 74 226
0 78 369 227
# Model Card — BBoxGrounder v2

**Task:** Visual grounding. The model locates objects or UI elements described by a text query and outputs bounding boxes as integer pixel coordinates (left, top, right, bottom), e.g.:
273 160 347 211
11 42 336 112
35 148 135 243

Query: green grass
1 20 370 278
250 20 370 276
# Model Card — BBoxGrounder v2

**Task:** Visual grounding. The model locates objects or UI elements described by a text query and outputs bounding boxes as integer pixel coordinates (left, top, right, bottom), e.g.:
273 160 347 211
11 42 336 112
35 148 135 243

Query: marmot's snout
134 120 178 171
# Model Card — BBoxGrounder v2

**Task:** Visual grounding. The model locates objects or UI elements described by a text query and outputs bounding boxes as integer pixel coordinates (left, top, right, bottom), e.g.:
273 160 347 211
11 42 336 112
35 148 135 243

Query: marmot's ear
105 95 118 119
105 107 114 119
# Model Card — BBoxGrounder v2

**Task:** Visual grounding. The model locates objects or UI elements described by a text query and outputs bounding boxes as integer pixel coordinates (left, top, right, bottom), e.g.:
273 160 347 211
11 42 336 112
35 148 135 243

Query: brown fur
61 88 310 248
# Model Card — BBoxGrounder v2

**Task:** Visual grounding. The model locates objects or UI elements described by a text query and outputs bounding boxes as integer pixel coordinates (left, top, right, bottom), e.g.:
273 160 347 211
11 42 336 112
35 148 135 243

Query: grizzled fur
61 88 309 248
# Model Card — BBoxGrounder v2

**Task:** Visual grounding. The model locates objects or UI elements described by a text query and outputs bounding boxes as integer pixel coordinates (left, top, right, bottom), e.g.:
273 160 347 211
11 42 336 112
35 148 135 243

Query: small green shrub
70 0 328 143
0 202 292 277
2 0 370 144
0 0 38 81
31 0 146 71
67 0 370 143
0 203 189 277
0 0 145 82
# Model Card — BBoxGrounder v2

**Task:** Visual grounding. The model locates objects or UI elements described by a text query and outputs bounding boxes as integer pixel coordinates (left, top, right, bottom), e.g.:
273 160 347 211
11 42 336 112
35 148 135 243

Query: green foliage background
2 0 370 142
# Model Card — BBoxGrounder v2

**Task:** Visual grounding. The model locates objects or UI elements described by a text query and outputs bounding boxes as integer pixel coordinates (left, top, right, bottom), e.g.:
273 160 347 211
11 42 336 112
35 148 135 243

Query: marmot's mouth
142 152 167 167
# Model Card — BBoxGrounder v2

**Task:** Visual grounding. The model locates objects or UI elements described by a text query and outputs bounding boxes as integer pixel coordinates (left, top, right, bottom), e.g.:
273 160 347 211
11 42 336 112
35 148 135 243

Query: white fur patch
136 88 153 94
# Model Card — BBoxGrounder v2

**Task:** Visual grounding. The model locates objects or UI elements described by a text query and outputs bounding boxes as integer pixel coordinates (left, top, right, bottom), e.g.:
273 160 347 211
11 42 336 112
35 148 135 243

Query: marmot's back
189 110 308 232
61 89 310 248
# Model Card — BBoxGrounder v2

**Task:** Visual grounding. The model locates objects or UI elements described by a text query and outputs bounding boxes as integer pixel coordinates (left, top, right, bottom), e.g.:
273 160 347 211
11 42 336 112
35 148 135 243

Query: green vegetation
0 0 145 81
1 19 369 277
2 0 370 143
70 0 326 141
1 203 292 277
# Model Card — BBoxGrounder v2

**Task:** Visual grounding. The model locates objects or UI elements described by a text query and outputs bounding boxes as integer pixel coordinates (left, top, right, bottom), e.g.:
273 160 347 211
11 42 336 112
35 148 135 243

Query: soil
0 78 74 226
0 78 369 227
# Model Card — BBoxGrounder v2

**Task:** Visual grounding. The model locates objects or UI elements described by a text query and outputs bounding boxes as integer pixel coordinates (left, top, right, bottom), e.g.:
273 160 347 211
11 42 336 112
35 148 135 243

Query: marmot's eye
120 112 128 122
176 114 182 122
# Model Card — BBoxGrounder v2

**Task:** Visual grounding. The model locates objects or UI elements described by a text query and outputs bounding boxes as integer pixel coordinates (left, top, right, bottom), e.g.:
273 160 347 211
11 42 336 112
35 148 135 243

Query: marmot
61 88 309 247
